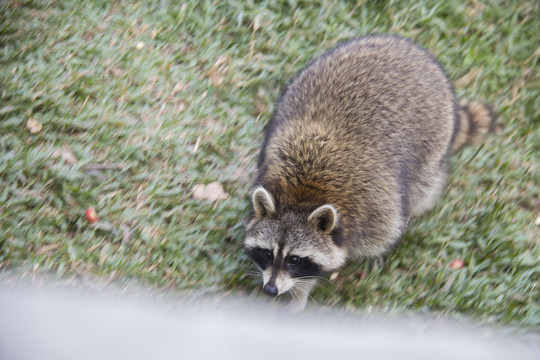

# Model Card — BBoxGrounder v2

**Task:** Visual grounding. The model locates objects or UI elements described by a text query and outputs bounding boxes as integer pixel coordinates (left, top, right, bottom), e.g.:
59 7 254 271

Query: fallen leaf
192 182 228 202
449 259 465 270
26 117 42 134
85 207 99 223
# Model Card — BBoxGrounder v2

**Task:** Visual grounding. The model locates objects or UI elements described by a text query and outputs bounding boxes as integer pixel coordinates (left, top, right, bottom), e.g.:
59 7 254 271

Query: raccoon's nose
263 283 278 297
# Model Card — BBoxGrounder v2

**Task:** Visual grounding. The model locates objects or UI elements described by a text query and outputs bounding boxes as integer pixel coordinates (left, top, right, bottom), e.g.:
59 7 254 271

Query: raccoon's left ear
308 204 338 234
252 187 276 219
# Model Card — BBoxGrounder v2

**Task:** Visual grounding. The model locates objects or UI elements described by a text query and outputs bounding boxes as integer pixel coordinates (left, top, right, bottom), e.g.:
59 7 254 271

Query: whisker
289 287 301 303
295 279 333 293
243 257 262 272
243 271 263 279
294 282 317 303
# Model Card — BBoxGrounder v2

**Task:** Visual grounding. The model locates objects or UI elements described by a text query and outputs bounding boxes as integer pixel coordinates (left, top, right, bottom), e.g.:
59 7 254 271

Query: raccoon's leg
410 170 447 217
286 279 318 313
367 255 385 271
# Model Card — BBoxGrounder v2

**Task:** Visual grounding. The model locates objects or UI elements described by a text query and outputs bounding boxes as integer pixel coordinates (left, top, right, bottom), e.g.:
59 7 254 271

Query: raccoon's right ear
252 187 275 219
308 204 338 234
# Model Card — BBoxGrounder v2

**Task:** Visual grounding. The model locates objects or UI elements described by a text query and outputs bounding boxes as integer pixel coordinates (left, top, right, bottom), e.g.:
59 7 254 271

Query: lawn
0 0 538 330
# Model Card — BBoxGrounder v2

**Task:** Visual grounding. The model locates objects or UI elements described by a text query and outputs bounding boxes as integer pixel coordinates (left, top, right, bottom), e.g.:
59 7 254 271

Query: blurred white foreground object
0 281 538 360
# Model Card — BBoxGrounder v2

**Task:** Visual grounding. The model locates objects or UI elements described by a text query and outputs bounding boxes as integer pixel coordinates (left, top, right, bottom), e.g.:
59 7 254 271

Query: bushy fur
244 35 495 311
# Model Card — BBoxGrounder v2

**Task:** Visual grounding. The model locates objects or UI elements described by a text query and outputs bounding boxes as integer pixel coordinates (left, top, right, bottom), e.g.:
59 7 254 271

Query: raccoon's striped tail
452 99 496 152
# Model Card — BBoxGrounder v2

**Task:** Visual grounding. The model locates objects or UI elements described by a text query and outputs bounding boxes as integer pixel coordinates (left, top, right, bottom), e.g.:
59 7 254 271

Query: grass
1 0 538 330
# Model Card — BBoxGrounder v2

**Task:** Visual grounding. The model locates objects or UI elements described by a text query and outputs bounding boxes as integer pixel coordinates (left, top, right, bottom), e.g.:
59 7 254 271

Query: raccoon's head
244 187 347 298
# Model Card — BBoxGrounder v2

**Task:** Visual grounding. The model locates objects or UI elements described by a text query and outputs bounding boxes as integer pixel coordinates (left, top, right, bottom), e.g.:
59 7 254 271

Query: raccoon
244 35 495 311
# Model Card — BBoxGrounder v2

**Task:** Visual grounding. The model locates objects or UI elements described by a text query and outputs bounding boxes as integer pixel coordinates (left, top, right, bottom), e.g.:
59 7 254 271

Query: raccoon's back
268 35 453 154
258 35 454 191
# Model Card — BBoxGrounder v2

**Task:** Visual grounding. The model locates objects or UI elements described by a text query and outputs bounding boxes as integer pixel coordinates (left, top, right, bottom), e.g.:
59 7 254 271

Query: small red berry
85 207 99 223
449 259 464 270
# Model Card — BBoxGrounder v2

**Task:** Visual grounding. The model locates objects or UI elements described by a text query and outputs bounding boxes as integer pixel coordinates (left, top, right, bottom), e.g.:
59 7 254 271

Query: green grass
1 0 538 329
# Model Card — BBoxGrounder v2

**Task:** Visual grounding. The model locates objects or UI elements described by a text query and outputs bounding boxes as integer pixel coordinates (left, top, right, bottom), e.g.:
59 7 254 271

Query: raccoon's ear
252 187 275 218
308 204 338 234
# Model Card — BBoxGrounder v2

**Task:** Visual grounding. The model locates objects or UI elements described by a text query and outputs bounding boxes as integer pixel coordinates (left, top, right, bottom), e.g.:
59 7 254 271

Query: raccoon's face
244 187 347 297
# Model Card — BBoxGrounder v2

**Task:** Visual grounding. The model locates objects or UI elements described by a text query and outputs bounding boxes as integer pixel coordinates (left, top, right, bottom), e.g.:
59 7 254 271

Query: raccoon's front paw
367 255 384 272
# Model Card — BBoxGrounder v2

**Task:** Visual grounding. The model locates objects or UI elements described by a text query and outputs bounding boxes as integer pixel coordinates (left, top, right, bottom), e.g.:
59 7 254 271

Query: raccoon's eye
263 249 273 260
288 256 300 265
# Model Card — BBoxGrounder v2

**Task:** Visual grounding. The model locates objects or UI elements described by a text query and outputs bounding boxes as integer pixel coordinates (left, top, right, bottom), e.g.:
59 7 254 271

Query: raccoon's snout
263 283 278 297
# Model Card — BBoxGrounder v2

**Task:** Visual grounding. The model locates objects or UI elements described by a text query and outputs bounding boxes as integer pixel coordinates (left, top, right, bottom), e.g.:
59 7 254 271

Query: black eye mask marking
247 247 273 270
286 256 325 279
